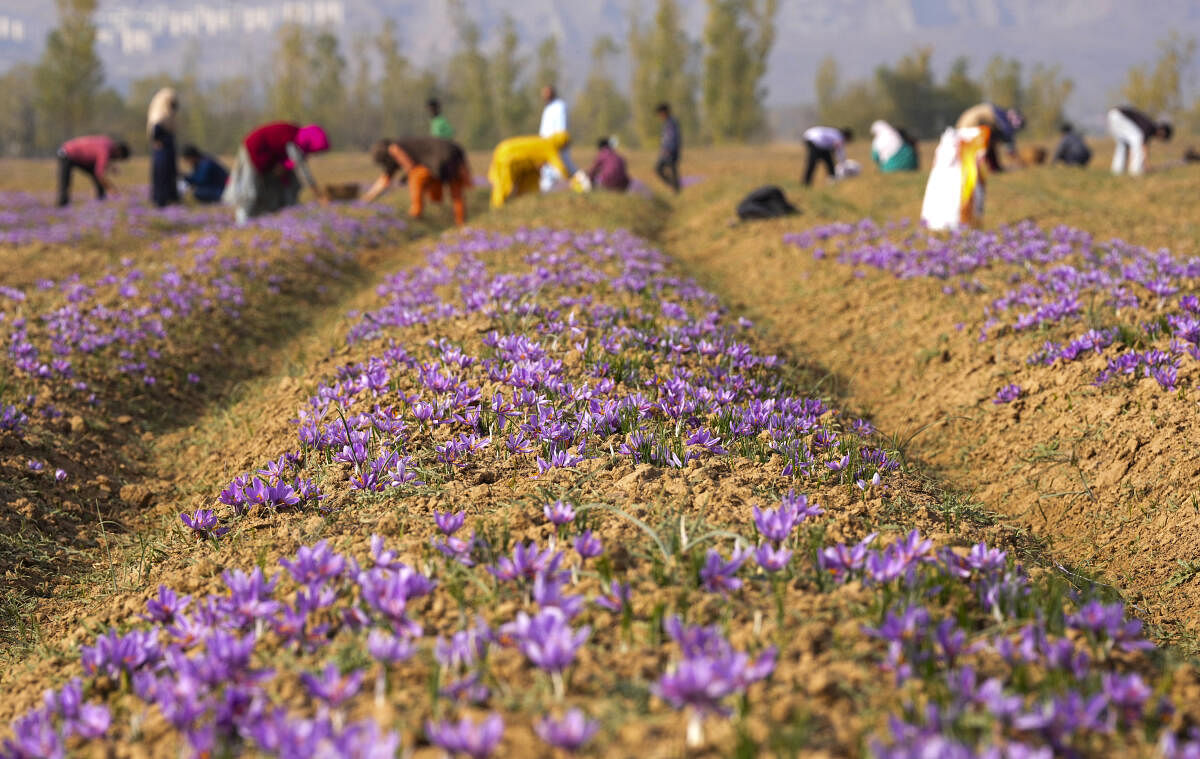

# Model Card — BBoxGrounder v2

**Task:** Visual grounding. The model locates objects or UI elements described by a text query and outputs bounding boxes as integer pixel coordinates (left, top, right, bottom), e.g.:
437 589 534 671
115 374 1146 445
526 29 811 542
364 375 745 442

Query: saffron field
3 144 1200 757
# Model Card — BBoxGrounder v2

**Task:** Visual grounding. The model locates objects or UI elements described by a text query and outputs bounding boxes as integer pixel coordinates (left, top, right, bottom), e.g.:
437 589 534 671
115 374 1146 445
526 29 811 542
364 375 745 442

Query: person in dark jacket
1051 123 1092 167
362 136 472 225
587 138 630 192
147 88 180 207
1107 106 1172 175
655 103 681 193
180 144 230 203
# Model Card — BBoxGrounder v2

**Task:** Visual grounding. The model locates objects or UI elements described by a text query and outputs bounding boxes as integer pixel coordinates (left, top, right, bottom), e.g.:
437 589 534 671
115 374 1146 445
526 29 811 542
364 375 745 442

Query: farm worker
587 138 630 192
956 102 1024 172
147 87 180 208
538 85 578 191
1051 123 1092 167
870 120 918 172
920 125 990 231
55 135 131 207
180 144 229 204
428 98 454 139
655 103 682 193
1107 106 1172 176
488 132 570 208
362 137 472 226
802 125 852 186
222 122 330 224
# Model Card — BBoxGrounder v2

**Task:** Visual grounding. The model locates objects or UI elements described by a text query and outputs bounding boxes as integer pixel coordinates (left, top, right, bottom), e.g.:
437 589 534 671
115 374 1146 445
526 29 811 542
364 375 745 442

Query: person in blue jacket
180 144 229 204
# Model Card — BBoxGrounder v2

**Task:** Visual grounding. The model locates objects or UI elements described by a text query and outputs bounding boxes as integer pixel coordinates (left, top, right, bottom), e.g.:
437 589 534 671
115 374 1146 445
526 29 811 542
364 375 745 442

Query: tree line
816 33 1200 139
1 0 1197 158
0 0 776 157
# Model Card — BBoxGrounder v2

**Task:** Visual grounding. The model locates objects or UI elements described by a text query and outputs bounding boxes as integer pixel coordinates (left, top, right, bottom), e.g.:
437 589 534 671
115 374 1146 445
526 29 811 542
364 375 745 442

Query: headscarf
295 125 330 155
870 120 903 163
147 87 178 136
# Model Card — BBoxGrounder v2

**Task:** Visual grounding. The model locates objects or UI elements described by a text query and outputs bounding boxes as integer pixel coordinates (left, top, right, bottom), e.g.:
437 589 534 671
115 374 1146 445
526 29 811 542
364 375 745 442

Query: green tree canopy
34 0 105 147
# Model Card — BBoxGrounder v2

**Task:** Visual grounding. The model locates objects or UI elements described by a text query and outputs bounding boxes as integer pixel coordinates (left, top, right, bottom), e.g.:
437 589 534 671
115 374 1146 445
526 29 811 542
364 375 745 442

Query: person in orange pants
362 136 472 225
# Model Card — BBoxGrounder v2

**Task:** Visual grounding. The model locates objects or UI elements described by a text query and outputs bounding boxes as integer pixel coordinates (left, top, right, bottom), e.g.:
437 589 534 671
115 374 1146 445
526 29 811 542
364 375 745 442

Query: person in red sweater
55 135 131 207
222 122 330 223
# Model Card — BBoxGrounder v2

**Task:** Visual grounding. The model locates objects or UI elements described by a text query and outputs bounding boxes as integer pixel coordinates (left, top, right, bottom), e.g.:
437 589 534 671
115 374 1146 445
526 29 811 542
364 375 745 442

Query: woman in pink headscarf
222 122 330 223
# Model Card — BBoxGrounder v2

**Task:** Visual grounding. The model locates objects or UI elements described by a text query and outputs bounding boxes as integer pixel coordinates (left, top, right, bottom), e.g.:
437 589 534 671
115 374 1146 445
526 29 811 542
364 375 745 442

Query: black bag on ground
736 185 799 220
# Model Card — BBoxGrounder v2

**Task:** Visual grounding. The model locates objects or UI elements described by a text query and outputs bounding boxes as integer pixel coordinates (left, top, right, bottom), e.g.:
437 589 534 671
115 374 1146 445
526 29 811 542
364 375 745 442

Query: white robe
538 98 576 191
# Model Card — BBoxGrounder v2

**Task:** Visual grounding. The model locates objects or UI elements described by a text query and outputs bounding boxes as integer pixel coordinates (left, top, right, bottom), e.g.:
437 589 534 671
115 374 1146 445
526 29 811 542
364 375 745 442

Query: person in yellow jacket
488 131 570 208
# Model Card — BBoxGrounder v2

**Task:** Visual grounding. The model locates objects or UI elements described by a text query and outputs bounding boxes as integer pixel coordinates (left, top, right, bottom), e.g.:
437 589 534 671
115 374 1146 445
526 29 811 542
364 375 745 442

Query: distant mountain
1 0 1196 132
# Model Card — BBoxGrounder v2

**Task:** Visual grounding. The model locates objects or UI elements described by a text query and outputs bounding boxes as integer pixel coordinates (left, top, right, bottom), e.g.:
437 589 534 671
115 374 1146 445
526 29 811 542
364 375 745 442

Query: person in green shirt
429 98 454 139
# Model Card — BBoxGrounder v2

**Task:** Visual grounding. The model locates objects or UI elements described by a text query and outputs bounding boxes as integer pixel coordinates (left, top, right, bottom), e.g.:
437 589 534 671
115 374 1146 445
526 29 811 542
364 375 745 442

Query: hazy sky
1 0 1197 129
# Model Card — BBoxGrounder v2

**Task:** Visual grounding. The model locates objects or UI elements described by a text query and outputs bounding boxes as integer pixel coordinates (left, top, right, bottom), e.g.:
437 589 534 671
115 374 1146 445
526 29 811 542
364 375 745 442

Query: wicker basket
325 183 360 201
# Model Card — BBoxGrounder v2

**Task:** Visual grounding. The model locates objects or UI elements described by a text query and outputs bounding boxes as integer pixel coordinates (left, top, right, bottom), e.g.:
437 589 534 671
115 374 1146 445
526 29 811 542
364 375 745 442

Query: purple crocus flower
180 508 224 536
432 533 477 567
573 530 603 559
819 533 877 582
754 544 793 573
144 585 191 623
699 547 749 594
752 492 821 544
425 713 504 759
280 540 346 586
543 500 576 526
994 384 1022 404
434 509 467 535
655 618 777 719
489 541 561 583
80 628 161 679
501 608 590 673
367 629 417 664
594 580 631 613
300 663 364 707
535 708 599 752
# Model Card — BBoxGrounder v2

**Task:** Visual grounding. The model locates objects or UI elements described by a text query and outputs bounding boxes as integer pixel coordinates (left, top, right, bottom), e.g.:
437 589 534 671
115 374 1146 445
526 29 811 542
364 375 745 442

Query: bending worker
362 136 472 226
956 102 1024 171
223 122 330 223
487 132 570 209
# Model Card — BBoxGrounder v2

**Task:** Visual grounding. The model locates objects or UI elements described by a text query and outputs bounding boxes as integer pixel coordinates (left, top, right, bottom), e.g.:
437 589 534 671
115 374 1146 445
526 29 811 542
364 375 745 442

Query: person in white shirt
538 85 577 192
802 126 852 186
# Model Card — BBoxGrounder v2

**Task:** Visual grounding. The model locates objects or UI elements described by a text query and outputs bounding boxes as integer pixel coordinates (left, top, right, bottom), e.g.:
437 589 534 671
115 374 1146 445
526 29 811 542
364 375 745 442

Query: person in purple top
587 138 630 192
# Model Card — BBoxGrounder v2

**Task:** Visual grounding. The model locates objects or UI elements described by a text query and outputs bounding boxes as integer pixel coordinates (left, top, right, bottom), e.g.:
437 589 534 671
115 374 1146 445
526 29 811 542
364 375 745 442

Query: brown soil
1 146 1196 756
661 147 1200 650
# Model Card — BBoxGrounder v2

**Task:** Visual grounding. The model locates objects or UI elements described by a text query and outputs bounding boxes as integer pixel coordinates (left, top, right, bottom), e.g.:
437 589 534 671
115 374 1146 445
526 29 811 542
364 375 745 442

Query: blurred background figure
1051 123 1092 167
655 103 682 193
1108 105 1172 176
802 125 851 186
223 122 330 224
870 120 918 172
362 136 472 225
489 132 570 208
428 98 454 140
147 87 180 208
587 138 630 192
180 144 229 204
55 135 130 207
538 85 577 191
957 102 1025 171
